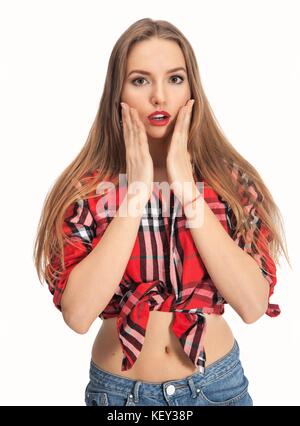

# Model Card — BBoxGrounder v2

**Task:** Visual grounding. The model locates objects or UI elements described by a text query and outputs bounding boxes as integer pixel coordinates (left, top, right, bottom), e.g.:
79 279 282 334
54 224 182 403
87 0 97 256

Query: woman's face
121 38 192 142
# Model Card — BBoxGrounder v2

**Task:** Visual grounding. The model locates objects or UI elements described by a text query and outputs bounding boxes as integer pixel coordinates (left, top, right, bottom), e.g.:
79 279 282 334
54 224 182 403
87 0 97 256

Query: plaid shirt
47 165 280 373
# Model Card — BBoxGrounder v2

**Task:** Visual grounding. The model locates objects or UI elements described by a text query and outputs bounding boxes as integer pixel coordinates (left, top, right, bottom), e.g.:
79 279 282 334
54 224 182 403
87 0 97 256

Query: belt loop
132 381 142 403
187 377 197 398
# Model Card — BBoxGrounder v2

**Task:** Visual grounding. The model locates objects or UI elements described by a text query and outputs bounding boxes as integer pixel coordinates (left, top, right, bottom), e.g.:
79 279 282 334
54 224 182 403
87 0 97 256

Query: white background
0 0 299 406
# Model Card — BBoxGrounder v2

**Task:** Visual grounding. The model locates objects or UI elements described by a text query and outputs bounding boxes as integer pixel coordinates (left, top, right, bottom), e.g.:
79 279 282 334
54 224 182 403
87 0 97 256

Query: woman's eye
131 75 184 86
170 75 184 84
132 77 147 86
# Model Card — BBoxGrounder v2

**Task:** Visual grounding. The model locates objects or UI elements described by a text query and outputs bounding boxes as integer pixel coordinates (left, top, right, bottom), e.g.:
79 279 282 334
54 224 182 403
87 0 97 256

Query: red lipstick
147 110 171 126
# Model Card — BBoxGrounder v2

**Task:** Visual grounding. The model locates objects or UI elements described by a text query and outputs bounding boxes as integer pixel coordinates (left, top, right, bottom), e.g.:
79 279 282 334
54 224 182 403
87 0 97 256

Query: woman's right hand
121 102 154 205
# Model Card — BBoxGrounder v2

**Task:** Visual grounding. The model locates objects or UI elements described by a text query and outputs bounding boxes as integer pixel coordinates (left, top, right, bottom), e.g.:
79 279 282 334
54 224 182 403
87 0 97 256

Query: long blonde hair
33 17 291 291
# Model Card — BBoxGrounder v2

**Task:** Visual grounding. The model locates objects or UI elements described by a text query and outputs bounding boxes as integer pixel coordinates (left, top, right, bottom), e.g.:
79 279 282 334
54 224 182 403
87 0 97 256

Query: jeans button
166 384 176 396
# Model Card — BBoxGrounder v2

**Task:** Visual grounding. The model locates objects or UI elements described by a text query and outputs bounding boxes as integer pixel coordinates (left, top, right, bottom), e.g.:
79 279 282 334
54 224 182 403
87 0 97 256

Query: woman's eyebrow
127 67 187 77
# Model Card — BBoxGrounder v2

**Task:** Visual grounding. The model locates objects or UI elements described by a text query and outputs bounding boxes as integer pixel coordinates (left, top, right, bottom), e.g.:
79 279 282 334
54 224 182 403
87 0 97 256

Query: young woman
33 18 289 406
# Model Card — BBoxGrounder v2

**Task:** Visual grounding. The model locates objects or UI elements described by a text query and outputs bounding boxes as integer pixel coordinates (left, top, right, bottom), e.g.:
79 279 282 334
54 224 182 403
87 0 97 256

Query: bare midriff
91 311 235 383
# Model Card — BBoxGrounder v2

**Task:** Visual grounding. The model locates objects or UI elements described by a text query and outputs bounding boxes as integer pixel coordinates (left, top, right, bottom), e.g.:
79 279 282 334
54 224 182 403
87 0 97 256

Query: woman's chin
146 127 172 141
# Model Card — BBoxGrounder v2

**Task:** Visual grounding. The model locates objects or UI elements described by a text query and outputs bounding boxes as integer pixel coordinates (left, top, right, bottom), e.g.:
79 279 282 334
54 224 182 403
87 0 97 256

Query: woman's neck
148 135 171 169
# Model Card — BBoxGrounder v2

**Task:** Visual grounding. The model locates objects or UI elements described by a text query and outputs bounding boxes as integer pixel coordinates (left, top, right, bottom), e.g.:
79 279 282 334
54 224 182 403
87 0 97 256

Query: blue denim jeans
85 338 253 406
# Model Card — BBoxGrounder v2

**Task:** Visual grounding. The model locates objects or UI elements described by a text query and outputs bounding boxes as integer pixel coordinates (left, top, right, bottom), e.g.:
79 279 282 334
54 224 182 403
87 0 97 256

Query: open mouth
151 116 168 121
148 116 170 126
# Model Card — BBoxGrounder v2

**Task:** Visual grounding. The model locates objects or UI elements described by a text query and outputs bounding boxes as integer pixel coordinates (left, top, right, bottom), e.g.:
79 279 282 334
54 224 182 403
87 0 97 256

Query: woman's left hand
166 99 198 206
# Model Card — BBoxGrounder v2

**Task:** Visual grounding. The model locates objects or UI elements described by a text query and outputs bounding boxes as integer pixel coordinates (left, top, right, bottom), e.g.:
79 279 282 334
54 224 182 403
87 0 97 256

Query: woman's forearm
184 190 270 323
61 194 146 333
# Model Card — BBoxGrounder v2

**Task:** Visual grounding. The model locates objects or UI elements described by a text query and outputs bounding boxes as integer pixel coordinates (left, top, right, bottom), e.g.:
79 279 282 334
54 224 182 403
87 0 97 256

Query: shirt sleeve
224 198 281 317
46 197 98 312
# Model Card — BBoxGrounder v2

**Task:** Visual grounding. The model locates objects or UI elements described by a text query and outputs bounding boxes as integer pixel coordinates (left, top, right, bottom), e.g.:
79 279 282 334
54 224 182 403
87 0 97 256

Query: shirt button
166 384 176 396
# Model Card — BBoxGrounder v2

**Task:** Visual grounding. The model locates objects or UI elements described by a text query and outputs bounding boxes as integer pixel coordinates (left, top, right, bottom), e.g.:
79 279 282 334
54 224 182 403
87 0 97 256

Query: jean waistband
88 338 240 401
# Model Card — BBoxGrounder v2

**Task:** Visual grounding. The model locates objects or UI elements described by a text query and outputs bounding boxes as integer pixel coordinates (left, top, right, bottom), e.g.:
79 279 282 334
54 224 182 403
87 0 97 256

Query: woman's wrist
182 189 202 218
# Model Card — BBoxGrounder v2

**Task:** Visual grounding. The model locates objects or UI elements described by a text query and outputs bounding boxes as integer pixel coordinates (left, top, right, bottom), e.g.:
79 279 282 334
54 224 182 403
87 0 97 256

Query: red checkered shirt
47 165 280 372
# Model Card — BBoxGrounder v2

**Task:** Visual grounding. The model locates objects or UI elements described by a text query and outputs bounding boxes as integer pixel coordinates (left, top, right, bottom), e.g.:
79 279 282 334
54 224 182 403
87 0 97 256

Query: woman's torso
91 169 234 382
91 312 234 382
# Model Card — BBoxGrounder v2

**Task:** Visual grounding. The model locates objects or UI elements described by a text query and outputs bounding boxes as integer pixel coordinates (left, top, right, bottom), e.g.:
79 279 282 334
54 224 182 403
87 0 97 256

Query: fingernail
120 102 125 109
